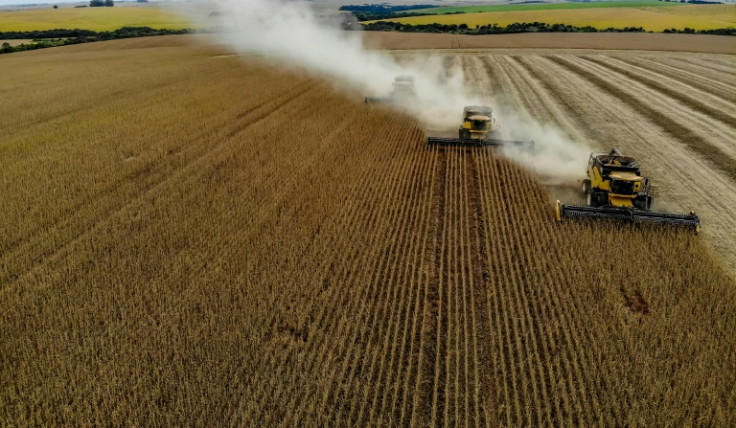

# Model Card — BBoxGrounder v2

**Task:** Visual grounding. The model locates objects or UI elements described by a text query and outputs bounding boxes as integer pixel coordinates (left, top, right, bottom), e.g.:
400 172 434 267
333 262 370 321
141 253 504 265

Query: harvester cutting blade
555 200 701 233
427 137 533 147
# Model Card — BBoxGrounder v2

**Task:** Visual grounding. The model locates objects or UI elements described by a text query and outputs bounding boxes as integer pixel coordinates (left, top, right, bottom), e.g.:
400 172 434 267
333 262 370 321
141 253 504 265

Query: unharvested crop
1 36 735 427
0 6 191 32
374 4 736 32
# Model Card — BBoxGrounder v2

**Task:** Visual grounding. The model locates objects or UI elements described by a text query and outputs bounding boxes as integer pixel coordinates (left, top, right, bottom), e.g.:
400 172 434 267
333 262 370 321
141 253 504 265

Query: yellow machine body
554 149 701 232
459 106 500 141
462 115 497 140
392 77 415 96
587 164 645 208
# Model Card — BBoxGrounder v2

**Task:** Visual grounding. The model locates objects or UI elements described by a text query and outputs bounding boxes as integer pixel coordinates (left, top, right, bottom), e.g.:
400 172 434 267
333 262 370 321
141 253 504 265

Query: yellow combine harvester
555 149 701 232
364 75 415 103
427 105 532 147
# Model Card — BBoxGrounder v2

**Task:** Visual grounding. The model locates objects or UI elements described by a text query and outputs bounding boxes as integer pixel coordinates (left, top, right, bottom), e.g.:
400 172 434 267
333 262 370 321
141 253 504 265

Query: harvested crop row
469 53 735 271
557 55 736 169
673 56 736 80
613 55 736 103
581 55 735 128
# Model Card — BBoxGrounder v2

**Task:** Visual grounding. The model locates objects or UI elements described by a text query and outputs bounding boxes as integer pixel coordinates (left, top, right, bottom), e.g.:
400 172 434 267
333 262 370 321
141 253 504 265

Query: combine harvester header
555 149 701 232
426 105 534 148
427 137 532 147
555 202 701 230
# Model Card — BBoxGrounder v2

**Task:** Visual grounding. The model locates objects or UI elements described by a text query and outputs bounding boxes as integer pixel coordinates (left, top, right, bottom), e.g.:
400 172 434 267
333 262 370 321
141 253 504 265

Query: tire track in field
576 56 736 166
481 56 541 119
345 122 424 426
433 145 454 427
582 55 736 128
390 139 437 426
503 56 591 144
566 54 736 173
547 55 736 182
613 56 736 104
469 56 593 424
255 114 410 424
436 146 455 428
482 55 589 148
1 80 319 291
413 145 446 428
475 151 608 426
210 115 379 424
277 115 422 425
273 118 403 423
459 55 496 101
254 114 419 425
410 145 446 427
672 56 736 82
293 118 433 426
513 54 736 271
357 126 433 426
467 152 496 428
138 101 375 410
478 56 505 99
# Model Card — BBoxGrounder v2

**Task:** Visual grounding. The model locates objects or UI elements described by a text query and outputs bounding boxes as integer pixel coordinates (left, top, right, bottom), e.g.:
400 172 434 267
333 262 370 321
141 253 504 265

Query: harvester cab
392 76 415 97
584 149 652 211
427 105 531 148
555 148 700 232
364 75 415 103
459 105 500 141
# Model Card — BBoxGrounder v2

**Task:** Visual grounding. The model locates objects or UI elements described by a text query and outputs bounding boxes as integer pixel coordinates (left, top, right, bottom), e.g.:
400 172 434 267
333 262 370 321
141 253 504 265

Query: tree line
0 27 192 55
360 21 736 35
338 3 440 21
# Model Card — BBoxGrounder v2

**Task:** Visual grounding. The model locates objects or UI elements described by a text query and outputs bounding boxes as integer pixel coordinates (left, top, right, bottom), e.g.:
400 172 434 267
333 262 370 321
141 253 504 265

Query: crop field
0 5 190 32
1 36 735 426
373 4 736 32
364 31 736 53
407 1 686 14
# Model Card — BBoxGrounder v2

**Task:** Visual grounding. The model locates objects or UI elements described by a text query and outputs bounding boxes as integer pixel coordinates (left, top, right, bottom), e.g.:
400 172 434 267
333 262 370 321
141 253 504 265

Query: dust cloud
186 0 590 180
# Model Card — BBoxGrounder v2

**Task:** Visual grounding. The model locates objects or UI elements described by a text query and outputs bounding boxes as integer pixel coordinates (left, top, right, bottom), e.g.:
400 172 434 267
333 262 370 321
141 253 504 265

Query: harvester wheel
634 196 652 211
588 190 606 207
582 179 591 195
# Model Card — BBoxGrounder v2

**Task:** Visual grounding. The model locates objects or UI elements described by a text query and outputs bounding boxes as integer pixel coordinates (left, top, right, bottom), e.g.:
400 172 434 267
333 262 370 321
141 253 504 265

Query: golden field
1 35 735 426
0 6 191 32
374 4 736 31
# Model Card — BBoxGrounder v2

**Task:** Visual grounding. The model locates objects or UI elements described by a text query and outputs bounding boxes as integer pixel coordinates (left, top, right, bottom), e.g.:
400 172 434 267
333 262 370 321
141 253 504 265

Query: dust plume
186 0 590 179
496 109 591 181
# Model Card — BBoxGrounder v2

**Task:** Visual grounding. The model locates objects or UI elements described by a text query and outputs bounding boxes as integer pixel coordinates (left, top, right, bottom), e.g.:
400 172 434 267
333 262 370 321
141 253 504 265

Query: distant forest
0 27 192 55
361 20 736 35
339 3 439 21
342 1 724 22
